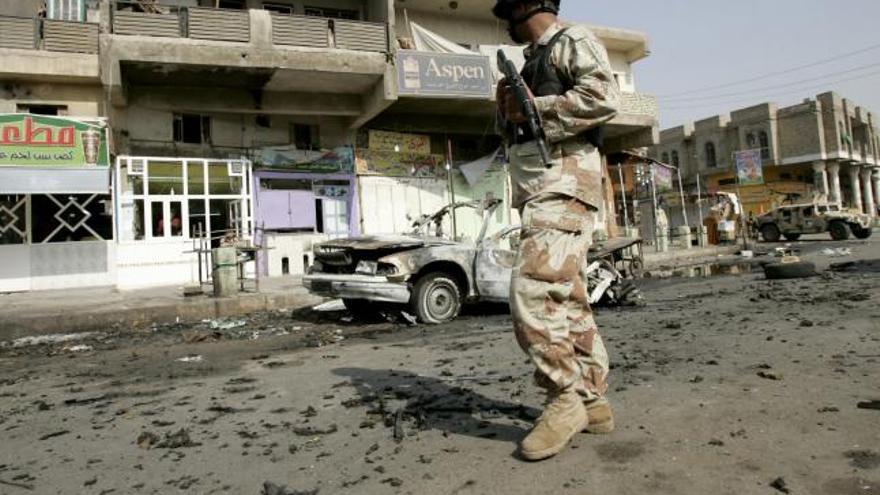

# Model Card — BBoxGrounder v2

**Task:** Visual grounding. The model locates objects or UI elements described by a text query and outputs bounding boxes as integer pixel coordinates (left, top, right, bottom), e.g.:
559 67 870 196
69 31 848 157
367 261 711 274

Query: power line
659 61 880 103
655 42 880 98
661 69 880 111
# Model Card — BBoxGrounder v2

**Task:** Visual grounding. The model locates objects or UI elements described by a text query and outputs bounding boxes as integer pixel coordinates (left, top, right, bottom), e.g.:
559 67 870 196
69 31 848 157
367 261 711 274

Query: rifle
497 49 553 168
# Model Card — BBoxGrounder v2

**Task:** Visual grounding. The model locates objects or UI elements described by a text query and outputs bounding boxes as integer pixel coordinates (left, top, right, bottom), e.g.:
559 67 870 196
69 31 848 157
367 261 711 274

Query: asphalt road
0 236 878 495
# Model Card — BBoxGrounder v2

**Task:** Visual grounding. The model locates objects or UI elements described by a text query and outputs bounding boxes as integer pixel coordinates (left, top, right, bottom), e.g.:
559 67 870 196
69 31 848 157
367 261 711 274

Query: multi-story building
651 92 880 219
0 0 658 292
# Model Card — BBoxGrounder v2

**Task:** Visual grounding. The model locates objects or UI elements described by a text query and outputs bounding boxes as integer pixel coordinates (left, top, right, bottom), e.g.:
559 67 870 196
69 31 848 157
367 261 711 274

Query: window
16 104 68 116
31 194 113 243
0 195 27 245
671 151 680 168
263 2 293 14
705 142 717 168
304 6 359 19
47 0 85 21
256 114 271 128
173 114 211 145
661 152 669 164
759 131 770 160
217 0 246 9
292 124 320 150
745 132 756 148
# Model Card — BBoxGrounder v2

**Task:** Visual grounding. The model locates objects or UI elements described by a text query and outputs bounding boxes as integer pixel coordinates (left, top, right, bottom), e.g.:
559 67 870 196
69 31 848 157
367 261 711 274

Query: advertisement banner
652 163 674 193
356 149 447 178
368 130 431 155
0 114 109 168
254 146 354 173
735 149 764 185
397 50 493 98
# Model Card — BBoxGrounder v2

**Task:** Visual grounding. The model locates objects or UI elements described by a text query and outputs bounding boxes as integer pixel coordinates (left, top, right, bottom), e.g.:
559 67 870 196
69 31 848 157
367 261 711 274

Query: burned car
303 199 642 324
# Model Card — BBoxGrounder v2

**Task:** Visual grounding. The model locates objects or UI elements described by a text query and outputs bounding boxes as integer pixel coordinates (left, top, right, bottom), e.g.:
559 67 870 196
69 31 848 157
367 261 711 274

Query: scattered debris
38 430 70 441
313 300 346 312
844 450 880 470
261 481 319 495
61 344 93 353
292 424 338 436
757 371 783 381
176 355 204 363
821 247 852 257
708 439 725 446
770 477 790 493
1 331 103 349
156 429 201 449
137 431 160 449
857 400 880 411
209 319 247 331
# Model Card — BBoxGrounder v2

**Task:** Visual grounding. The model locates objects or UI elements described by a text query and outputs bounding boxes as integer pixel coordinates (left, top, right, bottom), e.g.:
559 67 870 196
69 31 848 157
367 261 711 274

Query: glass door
148 199 185 240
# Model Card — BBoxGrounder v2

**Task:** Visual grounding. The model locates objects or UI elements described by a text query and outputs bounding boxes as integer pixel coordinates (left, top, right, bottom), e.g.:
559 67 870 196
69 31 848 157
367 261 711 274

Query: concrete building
651 92 880 219
0 0 658 291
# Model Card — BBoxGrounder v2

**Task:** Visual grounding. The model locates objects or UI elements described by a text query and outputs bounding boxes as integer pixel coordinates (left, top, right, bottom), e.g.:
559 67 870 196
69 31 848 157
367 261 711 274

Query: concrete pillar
827 162 842 205
862 167 876 217
848 166 863 213
212 247 239 298
812 161 829 200
873 168 880 216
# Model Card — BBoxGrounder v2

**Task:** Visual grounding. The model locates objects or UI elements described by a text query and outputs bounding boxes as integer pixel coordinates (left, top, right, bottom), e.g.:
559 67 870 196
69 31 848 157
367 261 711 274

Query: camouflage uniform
507 22 619 401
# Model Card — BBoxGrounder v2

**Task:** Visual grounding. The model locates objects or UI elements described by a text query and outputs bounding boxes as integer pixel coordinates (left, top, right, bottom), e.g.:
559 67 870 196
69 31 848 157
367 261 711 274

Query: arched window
746 132 757 148
671 150 680 168
759 131 770 160
661 152 670 163
705 142 717 168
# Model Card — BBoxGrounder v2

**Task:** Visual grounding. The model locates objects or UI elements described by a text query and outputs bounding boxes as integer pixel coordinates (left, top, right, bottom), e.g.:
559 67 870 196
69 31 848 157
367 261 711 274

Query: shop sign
0 114 109 168
735 149 764 185
652 164 674 193
397 50 492 98
255 146 354 173
312 184 349 199
356 149 447 178
368 130 431 155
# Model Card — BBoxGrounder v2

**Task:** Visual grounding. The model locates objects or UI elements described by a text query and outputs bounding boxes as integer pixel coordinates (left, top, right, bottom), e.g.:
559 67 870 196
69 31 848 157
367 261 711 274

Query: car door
474 226 518 302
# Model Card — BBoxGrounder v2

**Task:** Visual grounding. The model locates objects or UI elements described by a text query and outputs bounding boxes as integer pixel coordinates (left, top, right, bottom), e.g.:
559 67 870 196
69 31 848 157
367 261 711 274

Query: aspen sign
397 50 492 98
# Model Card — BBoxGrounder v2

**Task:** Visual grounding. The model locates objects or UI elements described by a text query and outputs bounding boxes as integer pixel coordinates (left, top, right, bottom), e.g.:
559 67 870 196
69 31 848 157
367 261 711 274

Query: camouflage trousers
510 192 610 401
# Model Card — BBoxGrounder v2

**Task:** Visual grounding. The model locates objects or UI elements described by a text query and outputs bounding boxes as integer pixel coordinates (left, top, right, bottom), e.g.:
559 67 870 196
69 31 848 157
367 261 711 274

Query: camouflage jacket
527 22 620 144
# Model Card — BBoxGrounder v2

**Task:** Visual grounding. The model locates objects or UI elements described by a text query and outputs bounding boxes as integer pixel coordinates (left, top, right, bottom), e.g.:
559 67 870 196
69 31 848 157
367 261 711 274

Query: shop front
252 146 358 278
0 114 114 292
113 156 254 289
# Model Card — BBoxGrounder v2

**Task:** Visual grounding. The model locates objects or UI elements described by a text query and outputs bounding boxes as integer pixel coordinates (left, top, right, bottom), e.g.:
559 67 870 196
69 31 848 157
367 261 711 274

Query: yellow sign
356 149 446 178
368 130 431 155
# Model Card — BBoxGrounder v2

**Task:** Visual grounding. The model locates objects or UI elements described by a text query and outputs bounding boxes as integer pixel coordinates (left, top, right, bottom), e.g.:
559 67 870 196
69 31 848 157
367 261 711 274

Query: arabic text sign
356 149 447 178
397 50 492 98
368 130 431 155
735 149 764 185
0 114 109 168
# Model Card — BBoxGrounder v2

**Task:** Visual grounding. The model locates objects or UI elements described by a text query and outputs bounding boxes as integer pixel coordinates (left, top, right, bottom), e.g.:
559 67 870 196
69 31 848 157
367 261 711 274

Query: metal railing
0 15 98 54
111 1 388 52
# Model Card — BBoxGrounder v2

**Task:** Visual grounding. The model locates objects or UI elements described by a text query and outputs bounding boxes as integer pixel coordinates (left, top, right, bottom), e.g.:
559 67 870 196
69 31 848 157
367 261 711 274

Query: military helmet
492 0 560 21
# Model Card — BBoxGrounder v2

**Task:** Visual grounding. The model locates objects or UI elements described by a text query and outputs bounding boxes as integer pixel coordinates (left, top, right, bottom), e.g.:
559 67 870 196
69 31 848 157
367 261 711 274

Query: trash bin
212 247 238 297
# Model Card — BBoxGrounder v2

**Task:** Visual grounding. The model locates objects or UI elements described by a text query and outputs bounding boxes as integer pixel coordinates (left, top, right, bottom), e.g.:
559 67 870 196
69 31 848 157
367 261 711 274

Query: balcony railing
0 15 98 54
111 2 388 52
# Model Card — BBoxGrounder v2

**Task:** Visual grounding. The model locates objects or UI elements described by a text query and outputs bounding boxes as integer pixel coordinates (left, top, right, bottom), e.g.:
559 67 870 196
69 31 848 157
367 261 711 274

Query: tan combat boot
584 398 615 434
520 387 589 461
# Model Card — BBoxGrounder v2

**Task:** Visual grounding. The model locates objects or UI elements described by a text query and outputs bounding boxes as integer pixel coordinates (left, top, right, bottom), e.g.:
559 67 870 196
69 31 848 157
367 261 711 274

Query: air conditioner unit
129 159 146 175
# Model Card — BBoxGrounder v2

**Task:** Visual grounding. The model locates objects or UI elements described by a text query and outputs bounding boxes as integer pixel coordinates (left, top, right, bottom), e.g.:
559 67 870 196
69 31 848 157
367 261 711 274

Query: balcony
604 92 660 152
0 15 99 83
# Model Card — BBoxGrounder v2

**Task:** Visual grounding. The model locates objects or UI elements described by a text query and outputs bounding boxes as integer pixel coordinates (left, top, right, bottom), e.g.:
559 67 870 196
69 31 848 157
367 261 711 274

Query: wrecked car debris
304 199 644 324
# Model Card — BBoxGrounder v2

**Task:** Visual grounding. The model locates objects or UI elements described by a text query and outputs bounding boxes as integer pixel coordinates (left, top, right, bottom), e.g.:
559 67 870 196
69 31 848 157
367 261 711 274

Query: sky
561 0 880 129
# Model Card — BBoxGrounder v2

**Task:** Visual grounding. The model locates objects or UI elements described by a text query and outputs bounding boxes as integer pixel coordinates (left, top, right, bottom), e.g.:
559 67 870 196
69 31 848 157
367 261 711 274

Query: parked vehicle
756 202 873 242
303 199 643 324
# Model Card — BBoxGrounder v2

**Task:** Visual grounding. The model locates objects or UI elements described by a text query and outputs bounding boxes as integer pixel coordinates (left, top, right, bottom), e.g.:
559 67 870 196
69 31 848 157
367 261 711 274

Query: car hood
317 234 457 251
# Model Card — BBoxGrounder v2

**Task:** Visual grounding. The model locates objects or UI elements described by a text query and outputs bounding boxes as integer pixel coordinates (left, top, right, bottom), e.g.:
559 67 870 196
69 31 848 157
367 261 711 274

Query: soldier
493 0 620 460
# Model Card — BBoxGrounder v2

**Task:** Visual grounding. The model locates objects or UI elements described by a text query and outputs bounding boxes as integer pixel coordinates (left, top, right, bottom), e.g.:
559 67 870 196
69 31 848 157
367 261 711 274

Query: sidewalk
0 277 321 341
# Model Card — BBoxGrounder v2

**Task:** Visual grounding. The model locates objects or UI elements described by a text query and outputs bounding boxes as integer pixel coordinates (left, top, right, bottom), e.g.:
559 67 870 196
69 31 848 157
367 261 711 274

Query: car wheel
761 223 781 242
411 272 462 324
852 225 873 240
763 261 818 280
783 233 801 242
829 221 851 241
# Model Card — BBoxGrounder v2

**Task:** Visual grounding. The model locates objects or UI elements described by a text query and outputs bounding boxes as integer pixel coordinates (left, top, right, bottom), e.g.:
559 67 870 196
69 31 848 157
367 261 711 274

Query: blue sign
397 50 492 98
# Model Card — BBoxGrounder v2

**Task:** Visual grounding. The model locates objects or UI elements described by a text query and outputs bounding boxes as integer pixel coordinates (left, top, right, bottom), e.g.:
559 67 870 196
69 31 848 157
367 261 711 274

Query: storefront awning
0 167 110 194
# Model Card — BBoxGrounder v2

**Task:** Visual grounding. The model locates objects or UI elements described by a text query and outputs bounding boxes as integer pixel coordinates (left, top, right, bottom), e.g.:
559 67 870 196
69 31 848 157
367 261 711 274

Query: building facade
651 92 880 219
0 0 658 291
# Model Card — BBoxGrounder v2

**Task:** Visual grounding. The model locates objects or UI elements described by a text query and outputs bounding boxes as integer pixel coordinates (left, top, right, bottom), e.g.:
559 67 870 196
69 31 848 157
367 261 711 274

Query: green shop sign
0 114 109 168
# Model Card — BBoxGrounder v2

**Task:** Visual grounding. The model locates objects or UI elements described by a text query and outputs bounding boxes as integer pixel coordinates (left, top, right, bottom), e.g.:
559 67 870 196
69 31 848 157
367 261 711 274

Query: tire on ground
829 221 851 241
410 272 462 324
852 226 873 240
761 223 781 242
783 233 801 242
763 261 819 280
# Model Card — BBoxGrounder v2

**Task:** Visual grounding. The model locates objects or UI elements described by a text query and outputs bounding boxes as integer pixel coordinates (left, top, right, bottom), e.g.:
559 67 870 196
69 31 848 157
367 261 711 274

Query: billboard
0 114 109 168
735 149 764 185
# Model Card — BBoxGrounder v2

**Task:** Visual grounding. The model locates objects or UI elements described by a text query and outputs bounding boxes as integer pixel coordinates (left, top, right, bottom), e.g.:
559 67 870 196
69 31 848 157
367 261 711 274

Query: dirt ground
1 237 878 495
